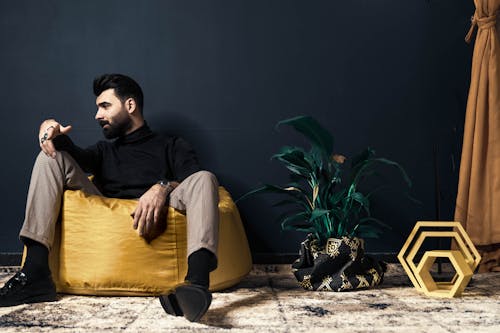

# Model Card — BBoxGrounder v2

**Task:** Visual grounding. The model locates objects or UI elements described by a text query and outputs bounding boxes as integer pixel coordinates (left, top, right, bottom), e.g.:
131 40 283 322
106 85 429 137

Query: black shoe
0 271 57 307
159 283 212 322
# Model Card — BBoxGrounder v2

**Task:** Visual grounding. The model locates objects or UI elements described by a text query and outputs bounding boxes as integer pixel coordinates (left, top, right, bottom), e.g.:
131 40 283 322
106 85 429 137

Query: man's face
95 88 132 139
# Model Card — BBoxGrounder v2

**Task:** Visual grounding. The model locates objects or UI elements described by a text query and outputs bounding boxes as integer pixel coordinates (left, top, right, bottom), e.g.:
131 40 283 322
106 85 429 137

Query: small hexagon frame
397 221 481 296
415 250 473 298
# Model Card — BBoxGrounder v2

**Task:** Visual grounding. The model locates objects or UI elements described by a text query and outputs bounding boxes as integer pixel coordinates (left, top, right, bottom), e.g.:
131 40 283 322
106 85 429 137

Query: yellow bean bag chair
35 187 251 296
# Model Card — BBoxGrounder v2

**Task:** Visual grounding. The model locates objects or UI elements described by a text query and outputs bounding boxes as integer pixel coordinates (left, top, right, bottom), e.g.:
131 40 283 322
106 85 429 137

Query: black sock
21 239 50 280
185 248 217 289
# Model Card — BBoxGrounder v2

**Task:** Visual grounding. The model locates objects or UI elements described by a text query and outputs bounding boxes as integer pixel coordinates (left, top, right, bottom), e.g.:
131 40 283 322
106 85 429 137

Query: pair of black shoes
0 271 57 307
159 283 212 322
1 270 212 322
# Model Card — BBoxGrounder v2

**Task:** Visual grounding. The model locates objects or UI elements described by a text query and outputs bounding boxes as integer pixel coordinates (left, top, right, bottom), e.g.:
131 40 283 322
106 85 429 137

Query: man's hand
132 182 179 243
39 119 72 158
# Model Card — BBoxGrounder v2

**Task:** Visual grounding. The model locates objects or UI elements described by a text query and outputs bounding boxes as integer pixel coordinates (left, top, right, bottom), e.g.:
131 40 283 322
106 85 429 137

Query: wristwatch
157 180 175 193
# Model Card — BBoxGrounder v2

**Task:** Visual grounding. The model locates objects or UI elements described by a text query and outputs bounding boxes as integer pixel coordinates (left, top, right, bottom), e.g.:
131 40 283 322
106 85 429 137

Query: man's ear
125 98 137 114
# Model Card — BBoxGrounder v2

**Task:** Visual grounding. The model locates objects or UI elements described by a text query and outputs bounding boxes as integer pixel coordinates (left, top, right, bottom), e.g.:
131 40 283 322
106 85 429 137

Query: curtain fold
455 0 500 272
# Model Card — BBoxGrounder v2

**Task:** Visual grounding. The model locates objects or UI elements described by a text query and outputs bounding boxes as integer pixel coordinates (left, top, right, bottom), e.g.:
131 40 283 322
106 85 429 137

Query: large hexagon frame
397 221 481 297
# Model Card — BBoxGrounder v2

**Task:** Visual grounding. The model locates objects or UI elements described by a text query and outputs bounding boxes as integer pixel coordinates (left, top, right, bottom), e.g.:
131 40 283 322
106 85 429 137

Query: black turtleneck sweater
53 124 201 198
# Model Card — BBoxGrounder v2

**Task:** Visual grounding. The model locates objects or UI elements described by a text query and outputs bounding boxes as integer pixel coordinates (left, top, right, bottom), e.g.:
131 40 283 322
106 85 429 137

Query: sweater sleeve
52 135 101 174
170 137 201 182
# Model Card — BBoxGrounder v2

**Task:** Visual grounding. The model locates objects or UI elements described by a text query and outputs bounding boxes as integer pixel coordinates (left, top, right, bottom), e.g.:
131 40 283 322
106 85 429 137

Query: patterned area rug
0 264 499 332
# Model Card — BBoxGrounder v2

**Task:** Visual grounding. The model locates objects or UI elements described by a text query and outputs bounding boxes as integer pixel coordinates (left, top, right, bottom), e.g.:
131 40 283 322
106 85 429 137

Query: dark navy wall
0 1 474 257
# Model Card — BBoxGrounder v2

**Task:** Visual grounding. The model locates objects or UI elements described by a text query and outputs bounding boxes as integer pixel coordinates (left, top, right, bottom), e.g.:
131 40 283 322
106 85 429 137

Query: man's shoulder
153 132 188 145
95 139 112 148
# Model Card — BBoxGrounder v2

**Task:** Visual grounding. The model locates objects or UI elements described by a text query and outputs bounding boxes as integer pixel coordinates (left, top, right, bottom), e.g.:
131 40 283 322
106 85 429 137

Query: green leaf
272 199 305 209
283 164 311 178
236 184 306 203
366 185 389 198
309 146 325 170
356 230 381 239
283 224 314 231
276 115 333 156
350 192 370 214
403 191 422 204
351 147 376 170
295 227 317 234
351 224 382 238
309 208 330 222
328 188 347 206
274 209 301 224
350 160 374 187
281 212 310 230
371 157 412 188
272 146 313 170
349 156 411 195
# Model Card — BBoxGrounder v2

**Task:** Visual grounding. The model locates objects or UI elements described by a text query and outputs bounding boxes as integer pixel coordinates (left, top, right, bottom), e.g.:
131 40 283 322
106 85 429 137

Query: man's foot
0 271 57 307
159 283 212 322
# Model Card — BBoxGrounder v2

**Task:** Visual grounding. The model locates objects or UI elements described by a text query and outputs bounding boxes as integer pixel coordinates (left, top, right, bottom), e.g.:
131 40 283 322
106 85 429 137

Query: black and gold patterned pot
292 235 386 291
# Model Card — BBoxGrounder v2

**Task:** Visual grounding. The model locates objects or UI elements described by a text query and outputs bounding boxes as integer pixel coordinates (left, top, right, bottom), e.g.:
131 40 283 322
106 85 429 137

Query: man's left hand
132 184 173 243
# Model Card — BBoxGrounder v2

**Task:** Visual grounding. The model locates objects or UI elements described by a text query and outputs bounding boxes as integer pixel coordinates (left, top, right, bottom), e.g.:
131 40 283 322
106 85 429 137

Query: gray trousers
19 151 219 257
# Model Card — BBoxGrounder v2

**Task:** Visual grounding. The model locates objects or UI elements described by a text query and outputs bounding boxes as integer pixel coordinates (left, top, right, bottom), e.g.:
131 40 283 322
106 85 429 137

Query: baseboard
0 253 22 266
252 253 298 264
0 252 399 266
253 252 398 264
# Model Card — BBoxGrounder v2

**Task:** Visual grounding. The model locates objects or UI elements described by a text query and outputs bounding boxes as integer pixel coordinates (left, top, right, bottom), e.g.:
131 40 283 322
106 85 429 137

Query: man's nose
95 109 103 120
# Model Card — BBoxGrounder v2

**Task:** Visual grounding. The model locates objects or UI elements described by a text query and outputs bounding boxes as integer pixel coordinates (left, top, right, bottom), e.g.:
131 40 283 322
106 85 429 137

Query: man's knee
34 150 69 167
33 151 82 183
34 151 61 170
192 170 218 188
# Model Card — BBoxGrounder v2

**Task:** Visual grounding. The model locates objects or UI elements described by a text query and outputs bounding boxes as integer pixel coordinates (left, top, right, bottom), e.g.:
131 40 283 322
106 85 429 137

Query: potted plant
240 115 412 291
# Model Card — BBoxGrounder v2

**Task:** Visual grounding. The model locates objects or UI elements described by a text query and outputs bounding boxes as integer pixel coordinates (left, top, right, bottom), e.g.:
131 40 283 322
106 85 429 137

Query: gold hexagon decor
415 250 473 298
397 221 481 297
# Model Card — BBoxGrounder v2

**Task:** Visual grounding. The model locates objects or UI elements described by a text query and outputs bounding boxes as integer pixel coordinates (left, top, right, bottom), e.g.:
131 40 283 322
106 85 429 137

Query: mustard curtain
456 0 500 272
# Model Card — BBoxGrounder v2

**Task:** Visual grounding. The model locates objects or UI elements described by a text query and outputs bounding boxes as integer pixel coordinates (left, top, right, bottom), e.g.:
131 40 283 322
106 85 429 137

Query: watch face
158 180 171 188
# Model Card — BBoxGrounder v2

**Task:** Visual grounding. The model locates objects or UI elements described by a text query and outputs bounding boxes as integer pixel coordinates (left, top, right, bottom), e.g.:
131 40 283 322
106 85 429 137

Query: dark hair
93 74 144 113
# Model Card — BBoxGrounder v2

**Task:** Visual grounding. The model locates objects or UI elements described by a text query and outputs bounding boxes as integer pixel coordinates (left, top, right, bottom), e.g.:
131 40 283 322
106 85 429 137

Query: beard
99 115 132 139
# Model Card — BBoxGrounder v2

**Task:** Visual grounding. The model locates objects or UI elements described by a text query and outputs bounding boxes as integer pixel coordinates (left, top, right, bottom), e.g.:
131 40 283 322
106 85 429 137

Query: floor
0 264 499 332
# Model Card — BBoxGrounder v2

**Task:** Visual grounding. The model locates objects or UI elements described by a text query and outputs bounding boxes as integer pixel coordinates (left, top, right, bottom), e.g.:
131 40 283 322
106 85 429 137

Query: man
0 74 219 322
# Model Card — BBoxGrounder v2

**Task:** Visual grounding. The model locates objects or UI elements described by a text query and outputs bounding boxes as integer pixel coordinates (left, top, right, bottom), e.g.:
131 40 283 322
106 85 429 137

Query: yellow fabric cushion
42 187 252 296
